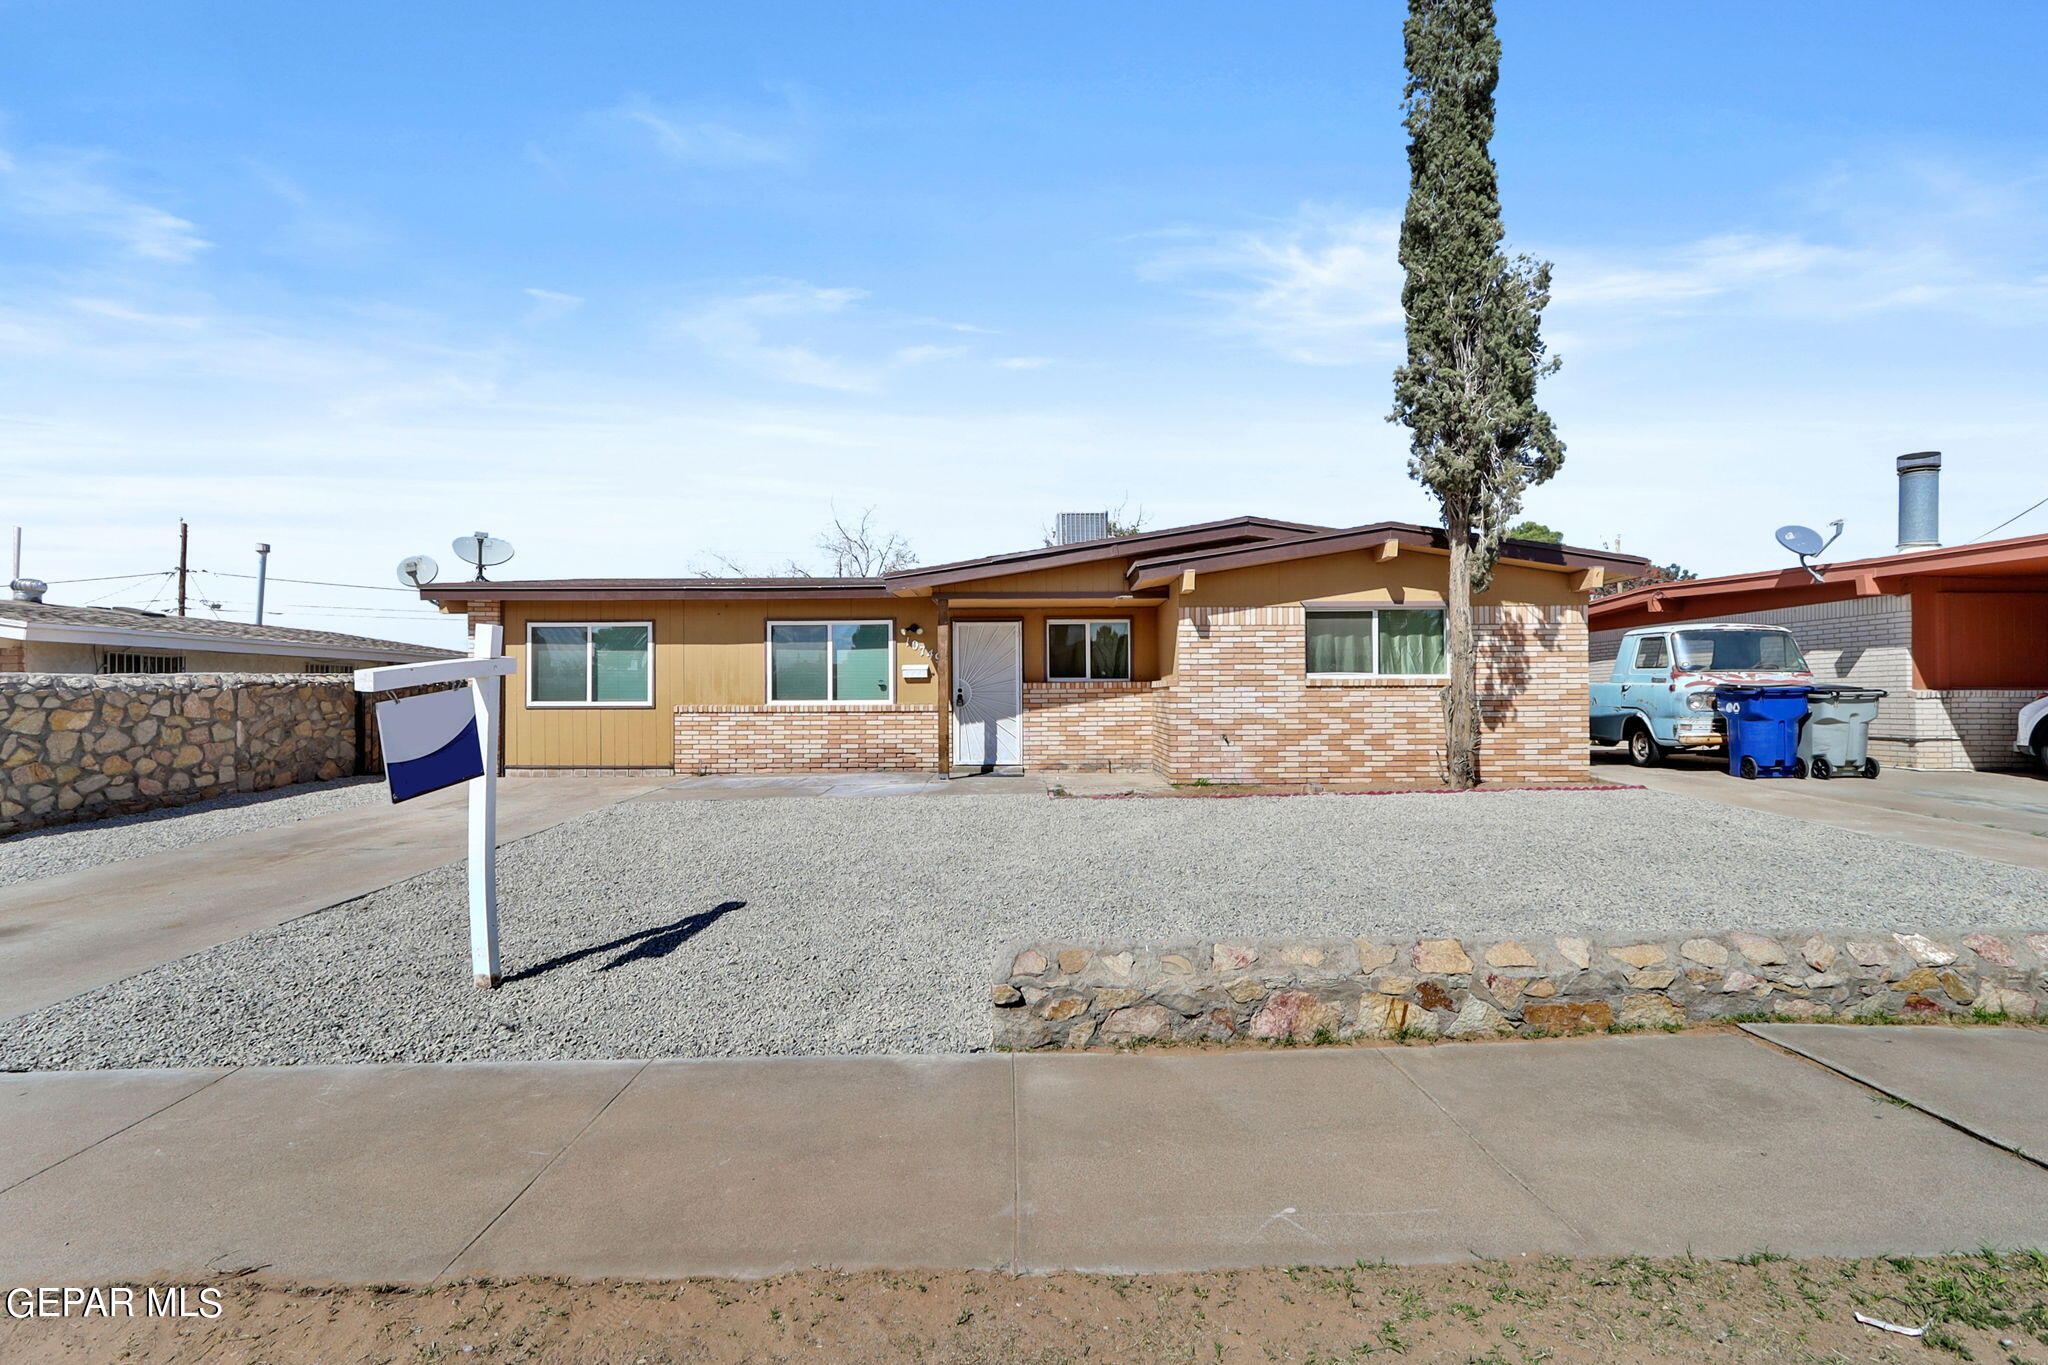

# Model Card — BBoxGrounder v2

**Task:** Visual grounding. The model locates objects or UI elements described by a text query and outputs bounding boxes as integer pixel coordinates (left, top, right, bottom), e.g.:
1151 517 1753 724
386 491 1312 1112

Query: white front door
951 621 1022 767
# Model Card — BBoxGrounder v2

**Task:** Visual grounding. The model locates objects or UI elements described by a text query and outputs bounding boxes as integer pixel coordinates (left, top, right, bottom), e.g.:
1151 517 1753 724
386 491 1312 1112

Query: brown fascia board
1128 523 1651 587
1589 529 2048 617
417 577 888 603
884 516 1330 587
878 516 1332 592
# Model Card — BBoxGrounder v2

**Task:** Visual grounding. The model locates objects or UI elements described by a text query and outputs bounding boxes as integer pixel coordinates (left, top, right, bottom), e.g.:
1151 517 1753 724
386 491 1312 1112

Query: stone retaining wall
672 703 939 773
993 930 2047 1049
1 673 368 835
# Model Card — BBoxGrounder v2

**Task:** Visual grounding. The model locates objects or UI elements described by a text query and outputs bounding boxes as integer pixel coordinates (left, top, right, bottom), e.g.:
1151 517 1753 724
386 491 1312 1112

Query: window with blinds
525 622 653 705
768 621 894 702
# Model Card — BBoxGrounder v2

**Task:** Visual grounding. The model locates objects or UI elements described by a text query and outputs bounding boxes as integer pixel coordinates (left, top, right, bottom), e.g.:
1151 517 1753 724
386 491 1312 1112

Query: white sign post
355 624 517 989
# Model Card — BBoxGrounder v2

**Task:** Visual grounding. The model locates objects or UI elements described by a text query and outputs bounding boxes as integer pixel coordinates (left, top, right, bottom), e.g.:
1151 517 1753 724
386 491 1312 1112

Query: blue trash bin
1715 685 1811 779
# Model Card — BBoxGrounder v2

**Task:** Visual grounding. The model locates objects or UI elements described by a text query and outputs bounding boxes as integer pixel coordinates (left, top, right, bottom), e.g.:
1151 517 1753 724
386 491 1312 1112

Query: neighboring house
1590 532 2048 771
1589 455 2048 771
0 598 459 674
418 515 1644 784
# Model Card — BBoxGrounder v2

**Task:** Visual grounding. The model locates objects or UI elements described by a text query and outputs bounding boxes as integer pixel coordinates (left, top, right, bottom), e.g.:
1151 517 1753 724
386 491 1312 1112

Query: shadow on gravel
506 900 745 982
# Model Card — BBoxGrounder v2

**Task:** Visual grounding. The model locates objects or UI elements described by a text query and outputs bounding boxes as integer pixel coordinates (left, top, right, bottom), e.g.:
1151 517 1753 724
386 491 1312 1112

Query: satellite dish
451 532 515 583
1775 519 1843 583
397 555 440 588
1775 525 1824 556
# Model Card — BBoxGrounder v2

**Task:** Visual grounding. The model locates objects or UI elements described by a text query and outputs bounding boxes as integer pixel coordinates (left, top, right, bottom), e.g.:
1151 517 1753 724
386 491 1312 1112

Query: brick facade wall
673 704 939 773
1155 604 1588 785
0 641 24 673
1021 682 1157 771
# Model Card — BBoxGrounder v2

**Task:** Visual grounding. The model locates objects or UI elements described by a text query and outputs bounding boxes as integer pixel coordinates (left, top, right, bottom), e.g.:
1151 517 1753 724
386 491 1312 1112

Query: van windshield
1672 630 1807 672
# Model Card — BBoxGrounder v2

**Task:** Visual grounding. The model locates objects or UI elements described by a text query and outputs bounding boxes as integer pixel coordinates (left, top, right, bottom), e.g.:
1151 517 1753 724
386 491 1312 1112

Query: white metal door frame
950 620 1023 768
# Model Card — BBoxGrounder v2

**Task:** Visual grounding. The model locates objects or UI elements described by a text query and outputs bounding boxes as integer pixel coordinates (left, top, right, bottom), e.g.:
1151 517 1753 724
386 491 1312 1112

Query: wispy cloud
996 355 1053 370
522 287 584 326
664 282 974 392
610 94 797 167
1147 163 2048 366
1138 207 1405 365
667 282 877 390
0 142 209 262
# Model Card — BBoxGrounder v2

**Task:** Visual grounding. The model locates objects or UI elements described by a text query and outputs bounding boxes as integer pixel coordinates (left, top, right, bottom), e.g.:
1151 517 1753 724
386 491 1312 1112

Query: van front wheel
1626 724 1664 767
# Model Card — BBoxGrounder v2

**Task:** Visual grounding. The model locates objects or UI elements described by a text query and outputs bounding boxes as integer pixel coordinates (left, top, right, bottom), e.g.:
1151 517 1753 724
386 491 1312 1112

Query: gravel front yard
3 787 2044 1069
0 778 384 887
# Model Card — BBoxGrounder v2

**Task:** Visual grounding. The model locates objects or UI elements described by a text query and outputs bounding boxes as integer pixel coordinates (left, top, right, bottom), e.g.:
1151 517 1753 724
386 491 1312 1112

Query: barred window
98 651 186 674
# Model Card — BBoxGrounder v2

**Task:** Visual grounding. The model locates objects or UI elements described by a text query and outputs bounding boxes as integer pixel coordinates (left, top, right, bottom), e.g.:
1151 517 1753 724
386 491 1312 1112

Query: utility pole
10 527 19 581
254 543 271 624
176 520 189 617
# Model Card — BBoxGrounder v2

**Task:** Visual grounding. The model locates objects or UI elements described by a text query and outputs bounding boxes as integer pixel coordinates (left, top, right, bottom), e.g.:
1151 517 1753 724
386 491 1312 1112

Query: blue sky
6 0 2046 647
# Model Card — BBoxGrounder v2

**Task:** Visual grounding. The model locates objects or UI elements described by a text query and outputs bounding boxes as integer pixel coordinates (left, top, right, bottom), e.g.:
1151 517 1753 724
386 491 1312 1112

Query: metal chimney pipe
254 543 271 624
1896 451 1941 551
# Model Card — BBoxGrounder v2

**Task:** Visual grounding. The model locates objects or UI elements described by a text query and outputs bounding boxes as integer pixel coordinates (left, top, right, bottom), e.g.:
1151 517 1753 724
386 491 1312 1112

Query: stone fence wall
994 930 2047 1049
1 673 377 835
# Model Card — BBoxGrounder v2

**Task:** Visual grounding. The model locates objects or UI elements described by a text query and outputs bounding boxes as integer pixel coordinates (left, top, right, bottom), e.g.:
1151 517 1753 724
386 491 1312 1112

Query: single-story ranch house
418 516 1646 784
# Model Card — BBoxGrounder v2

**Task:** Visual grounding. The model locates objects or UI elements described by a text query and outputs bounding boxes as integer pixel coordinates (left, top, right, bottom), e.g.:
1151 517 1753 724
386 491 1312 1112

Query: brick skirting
673 703 939 773
1021 682 1157 771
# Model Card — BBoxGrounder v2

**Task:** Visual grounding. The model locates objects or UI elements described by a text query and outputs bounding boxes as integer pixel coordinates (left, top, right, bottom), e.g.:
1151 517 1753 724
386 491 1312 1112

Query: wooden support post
934 598 952 775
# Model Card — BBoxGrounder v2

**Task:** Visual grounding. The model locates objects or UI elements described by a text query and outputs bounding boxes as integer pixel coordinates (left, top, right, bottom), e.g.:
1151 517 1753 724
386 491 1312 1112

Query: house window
1304 607 1447 676
1046 619 1131 680
98 651 186 674
527 622 653 706
768 621 894 702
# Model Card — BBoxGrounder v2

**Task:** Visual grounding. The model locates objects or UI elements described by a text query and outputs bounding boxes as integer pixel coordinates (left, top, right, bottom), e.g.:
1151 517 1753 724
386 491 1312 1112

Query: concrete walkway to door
4 1029 2046 1284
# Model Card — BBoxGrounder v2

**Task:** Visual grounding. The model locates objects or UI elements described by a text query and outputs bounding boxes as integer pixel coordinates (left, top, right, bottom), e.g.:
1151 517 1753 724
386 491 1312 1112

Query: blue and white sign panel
376 688 485 803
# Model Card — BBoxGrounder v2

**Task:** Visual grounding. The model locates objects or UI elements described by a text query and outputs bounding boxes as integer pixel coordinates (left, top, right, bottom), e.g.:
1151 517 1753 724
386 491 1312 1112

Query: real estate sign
375 687 485 803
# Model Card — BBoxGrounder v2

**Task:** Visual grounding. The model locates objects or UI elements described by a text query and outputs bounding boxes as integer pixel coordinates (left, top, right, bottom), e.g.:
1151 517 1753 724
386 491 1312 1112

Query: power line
1968 493 2048 544
193 568 414 593
45 570 176 585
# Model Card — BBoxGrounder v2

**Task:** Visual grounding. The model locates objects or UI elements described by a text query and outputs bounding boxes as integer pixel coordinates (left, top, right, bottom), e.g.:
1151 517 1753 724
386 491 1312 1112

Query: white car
2019 696 2048 775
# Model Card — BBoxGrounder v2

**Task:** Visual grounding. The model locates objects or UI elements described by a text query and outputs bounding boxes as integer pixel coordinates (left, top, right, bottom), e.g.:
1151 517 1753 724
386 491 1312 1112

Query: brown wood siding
1183 551 1579 610
502 598 939 768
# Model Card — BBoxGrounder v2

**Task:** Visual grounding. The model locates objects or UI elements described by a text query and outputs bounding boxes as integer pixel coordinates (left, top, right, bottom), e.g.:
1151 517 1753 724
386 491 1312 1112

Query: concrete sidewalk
5 1031 2046 1284
0 774 671 1019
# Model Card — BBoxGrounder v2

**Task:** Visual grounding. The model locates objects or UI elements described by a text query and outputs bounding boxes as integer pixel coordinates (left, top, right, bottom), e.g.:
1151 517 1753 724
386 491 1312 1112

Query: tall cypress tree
1391 0 1564 788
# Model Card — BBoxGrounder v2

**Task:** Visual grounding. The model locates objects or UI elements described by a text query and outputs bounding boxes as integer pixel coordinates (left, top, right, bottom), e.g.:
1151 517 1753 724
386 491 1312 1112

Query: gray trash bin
1797 687 1886 778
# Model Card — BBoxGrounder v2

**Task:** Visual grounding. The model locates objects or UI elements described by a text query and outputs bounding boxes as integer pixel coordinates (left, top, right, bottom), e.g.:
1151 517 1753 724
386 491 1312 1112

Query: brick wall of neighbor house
0 641 23 672
1155 604 1588 785
0 673 366 835
1894 690 2038 771
1021 682 1157 771
673 704 939 773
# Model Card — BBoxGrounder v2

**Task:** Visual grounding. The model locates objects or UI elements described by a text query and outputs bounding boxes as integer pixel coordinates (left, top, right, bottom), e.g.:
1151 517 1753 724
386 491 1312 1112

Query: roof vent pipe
1896 451 1941 551
1054 511 1111 545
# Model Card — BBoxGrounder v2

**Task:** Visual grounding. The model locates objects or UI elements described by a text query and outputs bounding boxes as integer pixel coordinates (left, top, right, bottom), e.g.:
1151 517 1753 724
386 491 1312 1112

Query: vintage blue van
1590 623 1813 766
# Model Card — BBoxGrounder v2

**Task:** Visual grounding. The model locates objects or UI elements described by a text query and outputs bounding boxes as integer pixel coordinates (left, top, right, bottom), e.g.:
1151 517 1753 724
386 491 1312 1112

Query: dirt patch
6 1251 2044 1364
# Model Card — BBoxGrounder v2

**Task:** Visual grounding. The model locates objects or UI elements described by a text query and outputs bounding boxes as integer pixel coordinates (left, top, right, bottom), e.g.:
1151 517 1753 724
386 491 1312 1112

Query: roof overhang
880 517 1331 594
0 618 453 663
1589 532 2048 622
1128 523 1649 588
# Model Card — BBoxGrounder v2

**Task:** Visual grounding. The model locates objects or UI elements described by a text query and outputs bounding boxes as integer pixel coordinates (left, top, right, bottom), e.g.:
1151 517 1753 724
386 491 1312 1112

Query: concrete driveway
1596 749 2048 871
